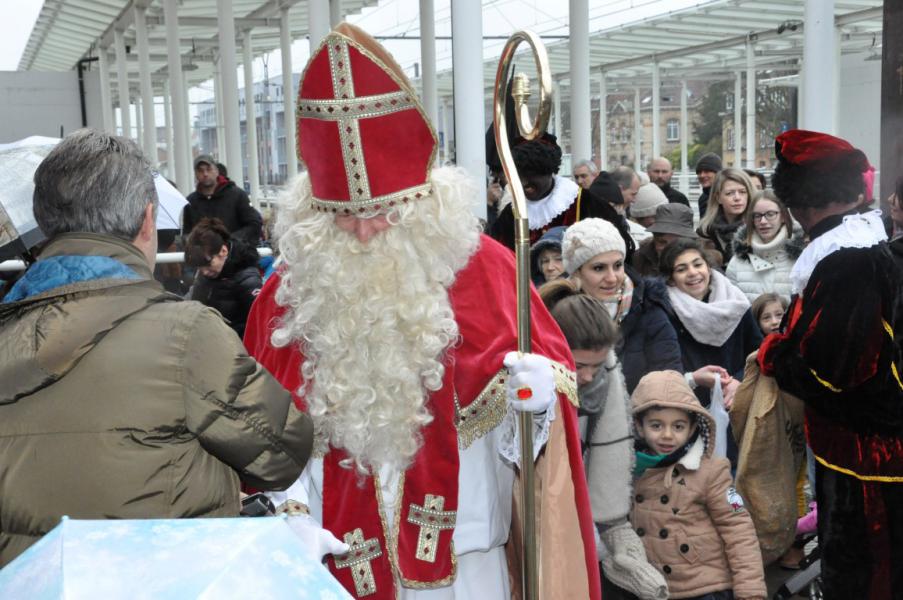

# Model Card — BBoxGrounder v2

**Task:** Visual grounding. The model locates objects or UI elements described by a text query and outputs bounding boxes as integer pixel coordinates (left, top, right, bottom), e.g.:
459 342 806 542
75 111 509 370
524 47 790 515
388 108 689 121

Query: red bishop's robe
244 234 601 600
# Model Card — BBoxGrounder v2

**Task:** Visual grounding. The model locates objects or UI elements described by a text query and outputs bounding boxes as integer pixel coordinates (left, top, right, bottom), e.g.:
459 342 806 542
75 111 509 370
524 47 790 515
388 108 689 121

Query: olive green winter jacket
0 233 313 566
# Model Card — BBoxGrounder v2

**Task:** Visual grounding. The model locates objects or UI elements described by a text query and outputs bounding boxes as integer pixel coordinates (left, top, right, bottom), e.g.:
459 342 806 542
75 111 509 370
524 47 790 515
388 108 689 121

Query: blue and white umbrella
0 516 353 599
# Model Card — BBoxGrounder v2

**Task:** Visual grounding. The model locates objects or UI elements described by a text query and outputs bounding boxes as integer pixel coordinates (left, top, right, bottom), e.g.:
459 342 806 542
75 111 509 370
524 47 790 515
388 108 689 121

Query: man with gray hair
647 156 689 206
572 158 599 190
0 129 320 567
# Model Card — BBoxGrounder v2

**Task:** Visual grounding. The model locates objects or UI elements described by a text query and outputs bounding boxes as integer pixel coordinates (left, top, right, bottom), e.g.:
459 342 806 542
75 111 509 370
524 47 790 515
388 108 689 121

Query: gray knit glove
599 522 669 600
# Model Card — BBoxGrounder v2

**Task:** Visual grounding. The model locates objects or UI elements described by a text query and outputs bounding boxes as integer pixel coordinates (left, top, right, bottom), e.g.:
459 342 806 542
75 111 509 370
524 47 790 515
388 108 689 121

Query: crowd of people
1 20 902 600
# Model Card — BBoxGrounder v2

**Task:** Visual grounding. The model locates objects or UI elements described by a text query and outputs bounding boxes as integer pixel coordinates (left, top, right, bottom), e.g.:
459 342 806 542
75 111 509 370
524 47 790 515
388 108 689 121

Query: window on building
727 128 735 150
666 119 679 141
726 94 734 111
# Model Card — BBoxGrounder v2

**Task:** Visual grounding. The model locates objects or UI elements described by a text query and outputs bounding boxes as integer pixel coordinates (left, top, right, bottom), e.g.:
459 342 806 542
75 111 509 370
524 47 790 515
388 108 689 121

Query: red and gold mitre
296 23 438 213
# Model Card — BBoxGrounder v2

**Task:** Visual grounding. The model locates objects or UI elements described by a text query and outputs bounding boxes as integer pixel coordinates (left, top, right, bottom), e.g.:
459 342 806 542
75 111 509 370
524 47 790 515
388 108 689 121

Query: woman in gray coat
540 279 667 600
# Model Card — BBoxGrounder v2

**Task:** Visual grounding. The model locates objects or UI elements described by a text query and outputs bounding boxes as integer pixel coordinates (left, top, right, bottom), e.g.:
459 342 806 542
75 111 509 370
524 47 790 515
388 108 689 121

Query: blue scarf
3 256 139 303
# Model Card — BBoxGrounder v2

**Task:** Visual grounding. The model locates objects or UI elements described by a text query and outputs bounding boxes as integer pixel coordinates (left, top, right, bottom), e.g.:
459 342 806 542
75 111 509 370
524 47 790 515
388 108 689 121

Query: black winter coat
663 304 763 408
184 180 263 245
660 183 689 207
617 270 683 392
189 241 261 337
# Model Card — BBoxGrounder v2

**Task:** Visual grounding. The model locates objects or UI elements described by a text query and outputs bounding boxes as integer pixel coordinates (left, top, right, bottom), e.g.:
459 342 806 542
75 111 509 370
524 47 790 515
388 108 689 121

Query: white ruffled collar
790 210 886 295
499 175 579 230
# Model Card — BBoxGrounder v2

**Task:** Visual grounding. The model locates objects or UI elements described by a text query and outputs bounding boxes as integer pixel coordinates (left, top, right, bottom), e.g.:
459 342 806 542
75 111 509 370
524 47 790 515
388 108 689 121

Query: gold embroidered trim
374 472 458 590
407 494 456 563
551 360 579 408
814 453 903 483
809 367 842 393
327 39 372 204
881 320 903 392
312 183 433 213
294 29 438 211
298 90 418 121
456 368 508 450
334 527 382 597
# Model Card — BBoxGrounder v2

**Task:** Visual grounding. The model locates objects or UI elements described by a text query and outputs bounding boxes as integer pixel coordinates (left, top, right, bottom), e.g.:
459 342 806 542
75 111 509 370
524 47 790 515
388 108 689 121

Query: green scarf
633 450 668 477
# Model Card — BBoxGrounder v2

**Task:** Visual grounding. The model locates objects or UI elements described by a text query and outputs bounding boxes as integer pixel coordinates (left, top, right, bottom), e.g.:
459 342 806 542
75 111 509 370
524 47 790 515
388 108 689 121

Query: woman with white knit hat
560 218 683 393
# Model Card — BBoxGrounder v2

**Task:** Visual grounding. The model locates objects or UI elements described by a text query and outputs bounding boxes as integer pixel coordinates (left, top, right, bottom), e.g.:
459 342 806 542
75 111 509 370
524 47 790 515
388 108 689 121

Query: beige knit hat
630 183 669 218
561 218 627 274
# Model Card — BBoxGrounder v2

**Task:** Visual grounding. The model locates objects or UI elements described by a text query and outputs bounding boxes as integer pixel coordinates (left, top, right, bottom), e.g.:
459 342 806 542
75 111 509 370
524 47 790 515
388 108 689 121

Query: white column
441 97 450 164
450 0 486 219
680 79 689 195
330 0 342 27
217 0 244 184
163 81 175 181
309 0 331 49
633 88 642 168
598 73 607 170
745 39 756 169
97 46 115 133
113 28 131 138
214 64 227 159
802 0 836 133
568 0 591 161
280 6 298 179
419 0 438 124
164 0 190 191
651 61 661 159
135 4 157 164
135 94 143 145
553 80 562 140
734 71 742 167
242 30 261 206
182 70 193 164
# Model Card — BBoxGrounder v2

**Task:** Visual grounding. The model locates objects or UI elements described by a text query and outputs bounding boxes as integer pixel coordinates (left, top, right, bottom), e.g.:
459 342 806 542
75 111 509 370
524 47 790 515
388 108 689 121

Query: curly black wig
511 134 562 176
772 154 866 210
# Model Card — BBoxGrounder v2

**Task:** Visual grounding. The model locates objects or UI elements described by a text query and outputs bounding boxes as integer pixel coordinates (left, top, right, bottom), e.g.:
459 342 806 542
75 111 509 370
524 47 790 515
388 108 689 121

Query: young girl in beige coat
630 371 766 600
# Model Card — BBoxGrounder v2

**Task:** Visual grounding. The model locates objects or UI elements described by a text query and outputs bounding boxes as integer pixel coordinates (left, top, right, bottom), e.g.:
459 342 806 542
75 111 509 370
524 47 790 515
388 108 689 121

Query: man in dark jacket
0 130 324 567
694 152 722 218
647 156 689 206
184 155 263 245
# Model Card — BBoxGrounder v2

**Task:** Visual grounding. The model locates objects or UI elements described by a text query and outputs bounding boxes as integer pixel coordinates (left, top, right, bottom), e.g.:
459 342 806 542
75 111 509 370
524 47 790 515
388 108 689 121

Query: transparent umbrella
0 516 353 600
0 137 187 261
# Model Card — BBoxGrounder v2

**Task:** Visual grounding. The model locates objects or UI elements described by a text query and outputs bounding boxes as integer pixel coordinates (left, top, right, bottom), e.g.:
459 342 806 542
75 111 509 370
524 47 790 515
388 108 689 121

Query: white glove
503 351 557 413
600 522 668 600
284 514 350 562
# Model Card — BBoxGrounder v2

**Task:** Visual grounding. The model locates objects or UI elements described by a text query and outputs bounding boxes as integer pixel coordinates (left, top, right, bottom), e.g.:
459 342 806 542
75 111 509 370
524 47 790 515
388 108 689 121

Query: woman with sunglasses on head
697 168 756 264
726 191 805 303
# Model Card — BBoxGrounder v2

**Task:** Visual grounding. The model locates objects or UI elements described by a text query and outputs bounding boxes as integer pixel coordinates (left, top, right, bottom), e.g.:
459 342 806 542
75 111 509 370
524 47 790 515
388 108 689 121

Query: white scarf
498 175 578 230
790 209 886 295
667 269 751 347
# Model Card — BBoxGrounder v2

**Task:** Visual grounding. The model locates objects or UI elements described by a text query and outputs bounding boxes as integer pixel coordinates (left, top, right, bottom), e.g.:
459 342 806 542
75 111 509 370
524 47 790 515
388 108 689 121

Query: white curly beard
271 167 482 474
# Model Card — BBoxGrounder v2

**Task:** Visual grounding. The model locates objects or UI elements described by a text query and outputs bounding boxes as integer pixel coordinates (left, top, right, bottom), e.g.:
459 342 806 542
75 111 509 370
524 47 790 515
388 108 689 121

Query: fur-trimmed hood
730 223 805 261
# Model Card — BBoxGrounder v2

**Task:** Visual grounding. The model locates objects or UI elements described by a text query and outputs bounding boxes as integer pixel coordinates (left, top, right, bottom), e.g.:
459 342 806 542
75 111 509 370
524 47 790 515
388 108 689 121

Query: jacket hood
220 238 260 278
730 223 805 261
529 226 566 284
631 370 715 458
627 269 670 312
0 234 171 405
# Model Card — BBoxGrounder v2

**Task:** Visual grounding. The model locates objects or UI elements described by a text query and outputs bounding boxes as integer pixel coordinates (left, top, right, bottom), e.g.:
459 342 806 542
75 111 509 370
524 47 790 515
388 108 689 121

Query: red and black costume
759 129 903 600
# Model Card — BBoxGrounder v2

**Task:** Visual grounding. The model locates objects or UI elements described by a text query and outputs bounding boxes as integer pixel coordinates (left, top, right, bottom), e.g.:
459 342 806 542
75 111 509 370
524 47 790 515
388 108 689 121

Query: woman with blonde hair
697 168 756 264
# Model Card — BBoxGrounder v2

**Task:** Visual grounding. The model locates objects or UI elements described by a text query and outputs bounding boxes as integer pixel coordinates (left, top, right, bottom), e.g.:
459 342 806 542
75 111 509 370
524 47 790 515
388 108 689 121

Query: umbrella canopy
0 136 188 261
0 137 57 261
0 516 353 599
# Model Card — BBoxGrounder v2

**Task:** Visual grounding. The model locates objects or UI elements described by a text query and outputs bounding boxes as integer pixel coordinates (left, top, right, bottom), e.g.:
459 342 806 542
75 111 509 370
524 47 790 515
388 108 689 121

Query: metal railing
0 247 273 273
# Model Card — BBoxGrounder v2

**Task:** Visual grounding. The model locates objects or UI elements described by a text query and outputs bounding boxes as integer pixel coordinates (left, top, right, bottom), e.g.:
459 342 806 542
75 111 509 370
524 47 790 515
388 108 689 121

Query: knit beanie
562 218 627 274
630 183 668 218
695 152 723 173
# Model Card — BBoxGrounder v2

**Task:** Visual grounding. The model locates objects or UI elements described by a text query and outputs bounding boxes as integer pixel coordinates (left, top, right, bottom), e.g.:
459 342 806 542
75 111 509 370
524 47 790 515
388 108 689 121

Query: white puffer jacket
725 224 806 303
